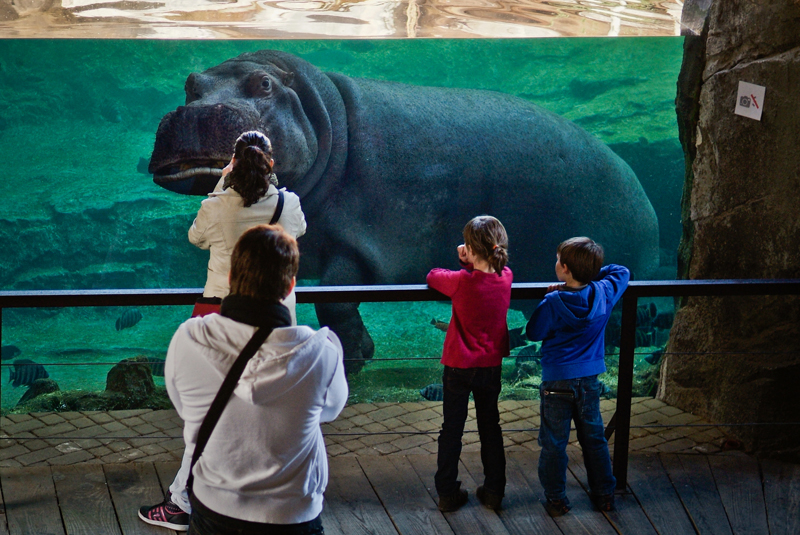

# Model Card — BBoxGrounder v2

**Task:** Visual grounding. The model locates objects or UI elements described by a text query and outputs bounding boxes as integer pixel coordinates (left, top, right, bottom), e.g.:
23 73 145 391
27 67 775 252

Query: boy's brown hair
557 237 604 284
229 224 299 301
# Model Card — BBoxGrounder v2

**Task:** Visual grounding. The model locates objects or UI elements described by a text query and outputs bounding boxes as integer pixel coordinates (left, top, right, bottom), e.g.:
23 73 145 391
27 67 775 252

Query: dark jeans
434 365 506 497
538 375 616 501
188 494 324 535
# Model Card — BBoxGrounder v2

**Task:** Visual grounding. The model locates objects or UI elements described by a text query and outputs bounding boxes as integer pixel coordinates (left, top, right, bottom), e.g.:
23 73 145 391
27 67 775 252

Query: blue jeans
538 375 615 501
188 494 324 535
435 365 506 497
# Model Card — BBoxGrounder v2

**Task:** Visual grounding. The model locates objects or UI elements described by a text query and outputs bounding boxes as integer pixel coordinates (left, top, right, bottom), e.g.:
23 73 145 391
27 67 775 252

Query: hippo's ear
281 70 295 88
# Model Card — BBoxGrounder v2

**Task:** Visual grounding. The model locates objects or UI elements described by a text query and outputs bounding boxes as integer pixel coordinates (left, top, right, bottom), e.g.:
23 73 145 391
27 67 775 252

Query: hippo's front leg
315 254 376 375
316 301 374 375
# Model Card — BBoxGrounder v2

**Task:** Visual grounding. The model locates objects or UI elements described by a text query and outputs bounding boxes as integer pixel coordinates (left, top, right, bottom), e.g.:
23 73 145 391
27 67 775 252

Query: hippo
149 50 659 373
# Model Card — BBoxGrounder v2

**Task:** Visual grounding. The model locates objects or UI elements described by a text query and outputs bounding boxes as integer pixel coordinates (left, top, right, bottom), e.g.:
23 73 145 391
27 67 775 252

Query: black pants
434 365 506 497
188 494 324 535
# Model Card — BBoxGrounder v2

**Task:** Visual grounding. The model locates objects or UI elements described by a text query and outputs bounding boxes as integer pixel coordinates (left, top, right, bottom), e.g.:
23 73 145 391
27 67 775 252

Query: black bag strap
269 190 285 225
187 326 273 494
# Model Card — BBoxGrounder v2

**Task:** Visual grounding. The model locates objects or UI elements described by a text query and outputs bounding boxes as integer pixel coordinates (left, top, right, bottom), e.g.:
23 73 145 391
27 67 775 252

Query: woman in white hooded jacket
140 226 347 535
189 131 306 324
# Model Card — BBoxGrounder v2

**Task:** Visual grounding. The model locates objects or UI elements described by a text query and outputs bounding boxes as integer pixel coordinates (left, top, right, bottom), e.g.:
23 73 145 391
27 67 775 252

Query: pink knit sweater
427 265 513 368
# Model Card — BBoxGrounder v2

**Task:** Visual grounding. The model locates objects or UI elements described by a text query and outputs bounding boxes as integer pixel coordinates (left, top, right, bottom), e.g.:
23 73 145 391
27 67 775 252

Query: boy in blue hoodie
525 237 629 516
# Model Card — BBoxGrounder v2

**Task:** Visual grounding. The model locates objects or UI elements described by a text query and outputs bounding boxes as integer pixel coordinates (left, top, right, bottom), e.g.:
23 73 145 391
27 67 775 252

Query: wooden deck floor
0 451 798 535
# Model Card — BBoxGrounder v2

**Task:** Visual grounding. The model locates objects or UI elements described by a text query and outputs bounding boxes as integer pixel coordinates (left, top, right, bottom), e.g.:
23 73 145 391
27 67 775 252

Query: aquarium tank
0 0 686 413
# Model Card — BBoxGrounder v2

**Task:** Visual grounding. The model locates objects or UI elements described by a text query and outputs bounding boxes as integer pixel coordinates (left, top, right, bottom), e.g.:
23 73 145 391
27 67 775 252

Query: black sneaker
438 488 469 512
544 497 572 517
592 493 616 512
476 485 503 510
138 497 190 531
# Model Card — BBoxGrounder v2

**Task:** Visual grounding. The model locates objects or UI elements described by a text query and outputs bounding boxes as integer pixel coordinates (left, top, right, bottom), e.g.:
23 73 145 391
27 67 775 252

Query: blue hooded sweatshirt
525 264 630 382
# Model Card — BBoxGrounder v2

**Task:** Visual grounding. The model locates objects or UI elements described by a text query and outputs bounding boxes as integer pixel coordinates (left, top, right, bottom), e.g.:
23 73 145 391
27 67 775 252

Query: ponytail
489 244 509 275
226 131 275 207
462 215 509 276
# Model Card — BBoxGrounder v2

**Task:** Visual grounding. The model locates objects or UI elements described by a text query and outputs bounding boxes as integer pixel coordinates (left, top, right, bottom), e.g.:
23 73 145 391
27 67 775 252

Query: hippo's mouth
152 159 228 196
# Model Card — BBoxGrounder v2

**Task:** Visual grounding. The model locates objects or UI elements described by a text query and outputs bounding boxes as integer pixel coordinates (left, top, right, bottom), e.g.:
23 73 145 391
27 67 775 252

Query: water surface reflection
2 0 683 38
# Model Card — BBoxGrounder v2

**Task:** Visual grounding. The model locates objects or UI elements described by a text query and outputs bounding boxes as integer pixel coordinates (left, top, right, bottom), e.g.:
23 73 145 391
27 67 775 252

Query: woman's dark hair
463 215 509 275
226 131 275 207
229 225 299 301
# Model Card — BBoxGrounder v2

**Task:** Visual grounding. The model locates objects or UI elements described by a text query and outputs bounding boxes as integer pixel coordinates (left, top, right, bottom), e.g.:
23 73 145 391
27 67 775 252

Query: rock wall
662 0 800 456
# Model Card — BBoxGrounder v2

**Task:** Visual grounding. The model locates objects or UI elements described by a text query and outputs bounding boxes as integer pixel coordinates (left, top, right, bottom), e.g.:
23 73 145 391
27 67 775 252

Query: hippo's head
149 51 344 197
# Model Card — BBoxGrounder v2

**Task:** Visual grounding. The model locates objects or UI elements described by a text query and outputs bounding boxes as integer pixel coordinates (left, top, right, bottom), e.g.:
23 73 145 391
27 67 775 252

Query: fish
420 383 444 402
509 326 528 349
9 359 49 387
137 156 150 174
644 349 663 366
515 344 541 359
430 318 449 332
653 311 674 329
116 308 143 331
146 357 166 377
636 302 657 325
1 344 22 361
635 329 653 347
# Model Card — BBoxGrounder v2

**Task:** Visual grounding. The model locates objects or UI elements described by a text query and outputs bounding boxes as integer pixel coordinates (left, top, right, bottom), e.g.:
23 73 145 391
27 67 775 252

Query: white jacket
189 184 307 299
165 313 347 524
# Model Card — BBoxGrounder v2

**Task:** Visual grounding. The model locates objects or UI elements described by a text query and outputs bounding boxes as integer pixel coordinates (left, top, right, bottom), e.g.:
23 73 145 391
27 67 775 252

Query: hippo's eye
246 71 275 97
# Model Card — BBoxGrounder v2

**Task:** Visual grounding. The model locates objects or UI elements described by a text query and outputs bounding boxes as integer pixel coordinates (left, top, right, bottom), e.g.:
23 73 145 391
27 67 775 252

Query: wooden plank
358 455 454 535
103 464 173 535
567 451 657 535
320 503 345 535
708 453 769 535
152 462 180 499
626 454 695 534
1 466 65 535
460 451 562 535
761 457 800 535
509 450 616 535
323 456 397 535
51 464 121 535
659 454 732 535
0 472 10 535
406 453 511 535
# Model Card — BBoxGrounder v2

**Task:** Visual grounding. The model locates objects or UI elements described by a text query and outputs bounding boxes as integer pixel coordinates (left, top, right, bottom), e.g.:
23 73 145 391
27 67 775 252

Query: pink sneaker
138 497 190 531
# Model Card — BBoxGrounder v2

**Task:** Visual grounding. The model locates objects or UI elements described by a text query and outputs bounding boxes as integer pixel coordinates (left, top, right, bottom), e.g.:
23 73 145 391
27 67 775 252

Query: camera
739 95 751 108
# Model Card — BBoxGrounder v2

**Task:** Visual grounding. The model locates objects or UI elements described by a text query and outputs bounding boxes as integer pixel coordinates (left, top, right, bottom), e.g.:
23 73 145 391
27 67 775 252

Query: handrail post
613 293 637 490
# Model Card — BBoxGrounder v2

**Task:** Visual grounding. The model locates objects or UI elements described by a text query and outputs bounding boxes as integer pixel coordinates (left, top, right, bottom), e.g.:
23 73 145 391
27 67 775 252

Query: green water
0 38 683 411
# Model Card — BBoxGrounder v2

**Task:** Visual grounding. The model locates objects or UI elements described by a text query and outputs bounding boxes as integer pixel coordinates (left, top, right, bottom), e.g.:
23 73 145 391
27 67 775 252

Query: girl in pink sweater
426 215 512 512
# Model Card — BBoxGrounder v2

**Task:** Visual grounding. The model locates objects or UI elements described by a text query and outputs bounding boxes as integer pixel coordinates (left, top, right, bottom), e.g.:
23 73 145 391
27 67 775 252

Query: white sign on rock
734 81 766 121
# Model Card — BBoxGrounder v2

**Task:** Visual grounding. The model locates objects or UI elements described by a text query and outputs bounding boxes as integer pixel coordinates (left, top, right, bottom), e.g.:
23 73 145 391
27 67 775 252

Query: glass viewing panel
2 299 674 413
0 37 684 292
1 21 686 412
1 305 191 413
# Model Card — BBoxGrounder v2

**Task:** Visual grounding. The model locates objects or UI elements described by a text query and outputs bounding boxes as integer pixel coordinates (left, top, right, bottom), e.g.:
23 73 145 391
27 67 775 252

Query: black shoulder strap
187 326 273 494
269 190 285 225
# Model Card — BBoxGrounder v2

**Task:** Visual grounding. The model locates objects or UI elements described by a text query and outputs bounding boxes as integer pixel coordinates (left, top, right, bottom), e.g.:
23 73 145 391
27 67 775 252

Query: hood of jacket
182 313 340 406
549 282 611 330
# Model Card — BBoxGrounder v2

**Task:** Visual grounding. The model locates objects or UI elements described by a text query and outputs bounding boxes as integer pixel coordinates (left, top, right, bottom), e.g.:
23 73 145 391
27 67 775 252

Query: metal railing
2 278 799 488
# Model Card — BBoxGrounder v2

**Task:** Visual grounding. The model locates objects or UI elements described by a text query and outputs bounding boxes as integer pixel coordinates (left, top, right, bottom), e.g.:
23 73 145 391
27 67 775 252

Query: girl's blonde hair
463 215 509 275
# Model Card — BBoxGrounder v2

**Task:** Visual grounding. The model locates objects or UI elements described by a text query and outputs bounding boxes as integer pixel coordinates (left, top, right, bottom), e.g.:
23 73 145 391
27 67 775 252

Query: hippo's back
326 74 659 281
